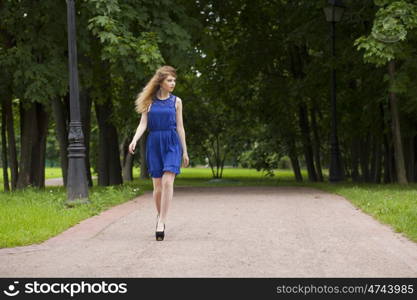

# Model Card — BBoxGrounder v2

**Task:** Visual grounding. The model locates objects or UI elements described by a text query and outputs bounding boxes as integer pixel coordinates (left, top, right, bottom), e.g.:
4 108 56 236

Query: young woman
128 65 189 241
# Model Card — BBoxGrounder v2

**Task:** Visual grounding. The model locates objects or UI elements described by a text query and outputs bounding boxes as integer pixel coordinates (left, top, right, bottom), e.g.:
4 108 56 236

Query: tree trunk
17 101 36 189
381 102 392 183
359 133 370 182
0 24 17 190
310 104 323 181
298 102 317 181
414 135 417 182
390 144 397 183
350 136 361 182
371 132 382 183
370 134 376 180
288 137 303 182
219 141 227 179
370 104 385 183
288 44 313 181
52 96 68 186
388 60 408 184
16 101 48 189
30 102 49 188
1 100 10 191
383 137 392 183
403 136 414 182
4 95 18 190
95 98 123 186
121 136 133 181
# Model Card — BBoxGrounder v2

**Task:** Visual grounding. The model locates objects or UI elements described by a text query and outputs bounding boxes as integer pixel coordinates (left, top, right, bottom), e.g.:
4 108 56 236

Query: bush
278 156 291 169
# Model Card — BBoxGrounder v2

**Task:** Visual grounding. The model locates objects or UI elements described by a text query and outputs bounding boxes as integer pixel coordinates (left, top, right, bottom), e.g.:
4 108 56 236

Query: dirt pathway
1 186 416 277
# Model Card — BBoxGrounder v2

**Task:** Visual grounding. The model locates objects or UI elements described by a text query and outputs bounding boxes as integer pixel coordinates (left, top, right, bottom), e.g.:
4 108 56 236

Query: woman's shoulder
172 94 182 102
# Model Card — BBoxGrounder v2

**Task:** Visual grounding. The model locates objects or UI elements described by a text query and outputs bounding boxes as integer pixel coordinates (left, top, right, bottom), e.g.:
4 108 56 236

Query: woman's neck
157 89 170 99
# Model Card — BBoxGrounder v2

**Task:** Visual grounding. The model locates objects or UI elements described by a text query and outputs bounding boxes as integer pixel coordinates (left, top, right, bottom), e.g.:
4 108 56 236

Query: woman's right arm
128 111 148 154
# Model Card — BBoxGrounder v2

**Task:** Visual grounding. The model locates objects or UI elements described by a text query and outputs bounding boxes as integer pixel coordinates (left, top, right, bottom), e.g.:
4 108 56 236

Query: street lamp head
329 0 345 6
323 0 346 23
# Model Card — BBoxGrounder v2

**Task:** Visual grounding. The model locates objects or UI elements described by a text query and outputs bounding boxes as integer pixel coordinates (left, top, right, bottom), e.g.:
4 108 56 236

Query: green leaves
136 32 164 68
355 0 417 66
0 0 68 104
354 36 396 66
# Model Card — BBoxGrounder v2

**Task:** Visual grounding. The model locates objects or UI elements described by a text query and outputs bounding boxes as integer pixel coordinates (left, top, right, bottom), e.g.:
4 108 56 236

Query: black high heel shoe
155 223 165 241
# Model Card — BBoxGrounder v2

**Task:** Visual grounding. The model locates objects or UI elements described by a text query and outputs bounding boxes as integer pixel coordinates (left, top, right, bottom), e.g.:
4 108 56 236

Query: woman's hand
128 139 137 155
182 152 189 167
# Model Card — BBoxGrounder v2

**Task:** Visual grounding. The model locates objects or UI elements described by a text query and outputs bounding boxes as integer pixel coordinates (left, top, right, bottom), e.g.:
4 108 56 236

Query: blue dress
146 93 183 178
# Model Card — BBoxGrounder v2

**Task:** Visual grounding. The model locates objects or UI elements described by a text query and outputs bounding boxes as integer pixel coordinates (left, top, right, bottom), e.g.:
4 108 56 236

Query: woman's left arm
176 97 189 165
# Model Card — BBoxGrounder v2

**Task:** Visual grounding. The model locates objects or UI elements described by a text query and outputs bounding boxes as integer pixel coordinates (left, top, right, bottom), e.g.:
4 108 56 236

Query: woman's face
160 75 176 93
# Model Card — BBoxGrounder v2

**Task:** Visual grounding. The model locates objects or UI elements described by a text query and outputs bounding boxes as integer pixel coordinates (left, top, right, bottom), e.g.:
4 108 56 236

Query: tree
355 0 417 184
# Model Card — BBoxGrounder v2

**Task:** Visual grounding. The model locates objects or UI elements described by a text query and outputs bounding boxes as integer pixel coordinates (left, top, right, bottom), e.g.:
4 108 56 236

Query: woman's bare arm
175 97 188 156
128 110 148 154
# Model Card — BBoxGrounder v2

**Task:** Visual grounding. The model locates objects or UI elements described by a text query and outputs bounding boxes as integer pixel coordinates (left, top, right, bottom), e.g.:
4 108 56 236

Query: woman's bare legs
157 171 176 231
152 177 162 216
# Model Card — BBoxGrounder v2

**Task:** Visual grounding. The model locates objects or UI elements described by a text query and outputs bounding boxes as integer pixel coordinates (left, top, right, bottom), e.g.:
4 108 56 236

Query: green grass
44 167 64 179
0 167 416 248
0 181 143 248
0 167 63 183
311 182 417 242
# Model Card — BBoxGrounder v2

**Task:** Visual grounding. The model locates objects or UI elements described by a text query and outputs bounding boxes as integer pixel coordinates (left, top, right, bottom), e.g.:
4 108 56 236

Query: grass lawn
0 167 416 248
0 167 63 184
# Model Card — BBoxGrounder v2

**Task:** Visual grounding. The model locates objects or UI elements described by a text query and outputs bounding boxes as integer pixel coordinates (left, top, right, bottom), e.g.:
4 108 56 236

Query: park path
0 186 416 277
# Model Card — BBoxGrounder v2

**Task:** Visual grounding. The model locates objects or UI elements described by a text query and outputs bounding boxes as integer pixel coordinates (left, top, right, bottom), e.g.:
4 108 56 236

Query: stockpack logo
2 280 128 297
371 8 411 43
3 281 20 297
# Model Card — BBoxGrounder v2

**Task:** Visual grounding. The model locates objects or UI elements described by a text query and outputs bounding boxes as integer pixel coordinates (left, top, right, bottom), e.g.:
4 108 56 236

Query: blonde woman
129 65 189 241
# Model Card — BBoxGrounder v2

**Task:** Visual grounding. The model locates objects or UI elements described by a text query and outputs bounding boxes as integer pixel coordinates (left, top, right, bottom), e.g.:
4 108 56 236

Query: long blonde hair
135 65 177 114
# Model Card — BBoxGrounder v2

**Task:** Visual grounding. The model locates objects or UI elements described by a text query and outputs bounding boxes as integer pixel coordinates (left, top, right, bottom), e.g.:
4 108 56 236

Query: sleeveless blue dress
146 93 183 178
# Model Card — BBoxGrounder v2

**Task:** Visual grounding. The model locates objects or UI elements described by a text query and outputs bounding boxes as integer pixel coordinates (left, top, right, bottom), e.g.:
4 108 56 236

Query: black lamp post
323 0 345 182
66 0 89 204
